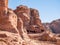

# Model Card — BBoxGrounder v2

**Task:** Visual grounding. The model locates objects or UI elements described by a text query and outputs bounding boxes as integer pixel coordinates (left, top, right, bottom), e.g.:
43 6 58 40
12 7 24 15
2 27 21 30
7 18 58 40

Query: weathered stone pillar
0 0 8 15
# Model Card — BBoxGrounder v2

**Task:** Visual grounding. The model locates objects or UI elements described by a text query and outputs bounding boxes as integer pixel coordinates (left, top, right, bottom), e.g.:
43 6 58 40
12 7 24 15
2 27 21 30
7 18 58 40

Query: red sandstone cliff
0 3 45 45
14 5 45 33
0 0 60 45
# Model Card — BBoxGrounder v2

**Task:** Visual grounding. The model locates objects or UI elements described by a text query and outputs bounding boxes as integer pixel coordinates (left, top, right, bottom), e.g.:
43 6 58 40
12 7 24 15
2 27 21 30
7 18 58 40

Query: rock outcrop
0 0 45 44
29 8 45 33
14 5 30 29
0 0 60 45
50 19 60 33
43 19 60 34
0 0 8 16
14 5 45 33
0 9 18 33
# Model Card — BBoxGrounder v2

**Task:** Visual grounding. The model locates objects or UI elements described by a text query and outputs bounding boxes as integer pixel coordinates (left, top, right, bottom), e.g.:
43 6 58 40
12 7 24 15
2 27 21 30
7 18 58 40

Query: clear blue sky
8 0 60 23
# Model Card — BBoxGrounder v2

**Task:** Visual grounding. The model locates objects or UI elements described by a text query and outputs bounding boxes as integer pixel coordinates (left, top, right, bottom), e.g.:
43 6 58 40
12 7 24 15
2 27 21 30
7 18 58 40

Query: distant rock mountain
43 19 60 34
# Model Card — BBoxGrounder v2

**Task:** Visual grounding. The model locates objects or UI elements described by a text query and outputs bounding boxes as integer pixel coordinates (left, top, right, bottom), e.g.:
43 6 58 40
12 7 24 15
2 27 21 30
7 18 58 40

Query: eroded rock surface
28 8 45 33
0 4 43 45
0 0 60 45
14 5 45 33
0 9 18 33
